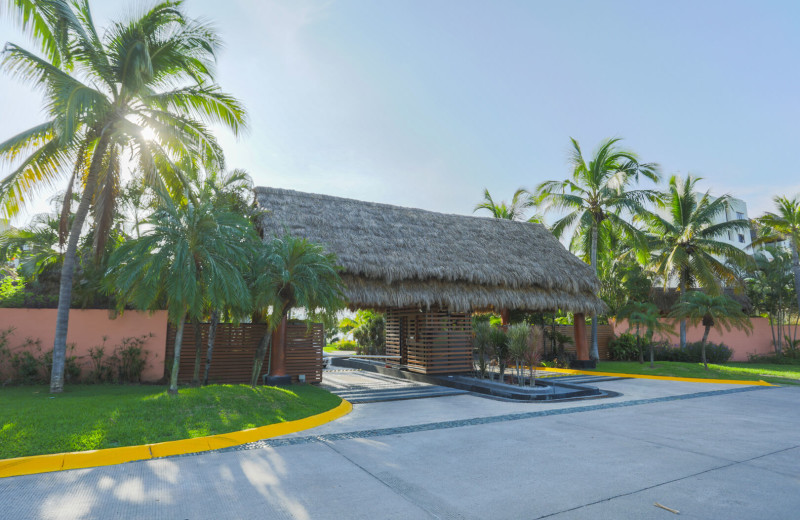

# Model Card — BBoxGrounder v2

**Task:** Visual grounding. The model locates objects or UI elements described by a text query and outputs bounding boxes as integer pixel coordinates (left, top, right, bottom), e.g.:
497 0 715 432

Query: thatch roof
254 187 606 314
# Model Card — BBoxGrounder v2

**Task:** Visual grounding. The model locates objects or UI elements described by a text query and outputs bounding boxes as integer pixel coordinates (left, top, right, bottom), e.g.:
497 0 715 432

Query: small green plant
101 335 151 383
507 323 531 386
472 320 492 379
524 325 544 386
489 326 509 382
88 338 112 383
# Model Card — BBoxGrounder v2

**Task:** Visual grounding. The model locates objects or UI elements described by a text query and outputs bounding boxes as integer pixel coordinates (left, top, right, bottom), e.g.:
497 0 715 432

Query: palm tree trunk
169 313 187 395
192 320 203 384
590 222 599 361
250 332 273 386
701 325 710 370
49 135 109 393
679 277 687 350
637 325 643 364
203 310 219 385
768 313 777 354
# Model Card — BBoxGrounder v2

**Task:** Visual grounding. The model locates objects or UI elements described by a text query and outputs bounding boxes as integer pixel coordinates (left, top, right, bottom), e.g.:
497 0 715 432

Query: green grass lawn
0 384 341 459
595 361 800 386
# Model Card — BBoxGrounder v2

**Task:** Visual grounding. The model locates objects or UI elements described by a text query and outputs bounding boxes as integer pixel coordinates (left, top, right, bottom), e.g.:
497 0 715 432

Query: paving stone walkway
321 369 468 403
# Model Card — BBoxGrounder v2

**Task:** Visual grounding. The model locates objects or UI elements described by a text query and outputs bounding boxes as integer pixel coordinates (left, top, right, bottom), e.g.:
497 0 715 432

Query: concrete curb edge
0 399 352 479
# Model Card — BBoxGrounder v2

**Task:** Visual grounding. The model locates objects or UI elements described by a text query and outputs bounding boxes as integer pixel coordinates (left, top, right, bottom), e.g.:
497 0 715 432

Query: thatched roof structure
254 187 606 314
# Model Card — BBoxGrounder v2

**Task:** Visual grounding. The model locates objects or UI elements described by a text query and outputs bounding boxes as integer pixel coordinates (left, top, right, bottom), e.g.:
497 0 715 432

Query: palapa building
255 187 605 374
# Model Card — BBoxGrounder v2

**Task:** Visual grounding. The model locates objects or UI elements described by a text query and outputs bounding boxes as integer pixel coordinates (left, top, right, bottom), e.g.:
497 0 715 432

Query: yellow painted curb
535 366 773 386
0 398 352 479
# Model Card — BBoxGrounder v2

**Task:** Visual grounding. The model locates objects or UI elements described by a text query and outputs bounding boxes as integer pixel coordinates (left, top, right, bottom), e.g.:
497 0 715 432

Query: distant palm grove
1 2 799 393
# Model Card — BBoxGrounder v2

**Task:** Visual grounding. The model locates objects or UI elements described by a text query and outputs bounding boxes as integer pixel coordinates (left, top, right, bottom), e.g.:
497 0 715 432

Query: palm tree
106 190 255 394
669 292 752 370
249 234 344 386
745 247 796 353
639 174 751 349
0 212 63 281
0 1 246 392
755 196 800 335
536 137 660 361
474 188 542 222
179 167 256 384
616 301 672 367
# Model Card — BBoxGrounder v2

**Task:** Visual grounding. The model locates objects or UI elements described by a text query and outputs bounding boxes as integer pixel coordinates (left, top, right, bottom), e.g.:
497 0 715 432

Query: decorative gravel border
216 385 769 454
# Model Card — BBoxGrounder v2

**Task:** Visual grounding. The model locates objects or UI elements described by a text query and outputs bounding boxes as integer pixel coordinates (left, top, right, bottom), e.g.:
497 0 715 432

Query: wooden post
574 313 589 361
270 315 288 376
500 309 510 326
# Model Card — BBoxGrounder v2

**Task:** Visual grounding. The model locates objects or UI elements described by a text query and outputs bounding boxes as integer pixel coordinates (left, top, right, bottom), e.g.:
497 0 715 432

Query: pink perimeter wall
611 317 776 362
0 309 168 382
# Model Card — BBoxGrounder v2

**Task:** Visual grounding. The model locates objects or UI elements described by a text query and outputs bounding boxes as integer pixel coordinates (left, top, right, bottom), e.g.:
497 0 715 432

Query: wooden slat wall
546 324 614 360
165 321 323 384
285 321 324 384
386 308 473 374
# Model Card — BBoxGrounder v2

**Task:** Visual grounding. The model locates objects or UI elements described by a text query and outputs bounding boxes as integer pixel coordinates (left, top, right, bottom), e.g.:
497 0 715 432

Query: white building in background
707 195 753 254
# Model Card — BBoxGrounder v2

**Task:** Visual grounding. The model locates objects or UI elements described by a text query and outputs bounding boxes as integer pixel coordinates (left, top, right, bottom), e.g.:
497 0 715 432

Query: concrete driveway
1 379 798 520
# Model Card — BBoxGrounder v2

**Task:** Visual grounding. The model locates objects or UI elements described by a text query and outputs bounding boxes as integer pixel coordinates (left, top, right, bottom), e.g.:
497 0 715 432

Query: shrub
352 312 385 355
327 339 358 351
86 335 150 383
0 327 13 381
11 350 40 384
651 341 733 364
0 330 149 385
609 333 640 361
0 278 59 308
109 336 150 383
747 353 800 365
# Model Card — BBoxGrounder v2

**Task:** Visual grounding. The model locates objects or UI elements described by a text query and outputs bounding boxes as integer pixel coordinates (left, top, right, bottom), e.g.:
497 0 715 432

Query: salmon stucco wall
611 317 777 362
0 309 168 382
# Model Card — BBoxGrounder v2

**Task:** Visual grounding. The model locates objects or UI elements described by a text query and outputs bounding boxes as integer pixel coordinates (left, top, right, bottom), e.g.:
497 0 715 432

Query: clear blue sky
1 0 798 224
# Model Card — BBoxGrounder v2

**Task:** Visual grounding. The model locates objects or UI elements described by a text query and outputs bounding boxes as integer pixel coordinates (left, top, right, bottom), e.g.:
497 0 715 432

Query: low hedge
609 333 733 364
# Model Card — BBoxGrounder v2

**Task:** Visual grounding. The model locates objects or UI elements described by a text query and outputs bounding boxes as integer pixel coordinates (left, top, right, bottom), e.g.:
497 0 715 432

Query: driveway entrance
321 368 468 403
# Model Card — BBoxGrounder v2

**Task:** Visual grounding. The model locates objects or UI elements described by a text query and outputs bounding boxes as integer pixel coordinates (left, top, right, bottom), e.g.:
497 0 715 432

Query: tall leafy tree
249 234 344 386
474 188 542 222
745 247 797 352
106 189 256 394
755 196 800 339
639 174 751 349
536 137 660 360
0 0 246 392
669 292 752 370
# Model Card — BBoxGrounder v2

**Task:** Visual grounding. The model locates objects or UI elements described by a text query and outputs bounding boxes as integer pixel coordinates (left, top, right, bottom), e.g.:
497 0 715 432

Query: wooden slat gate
165 320 324 384
386 308 473 374
545 324 614 360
